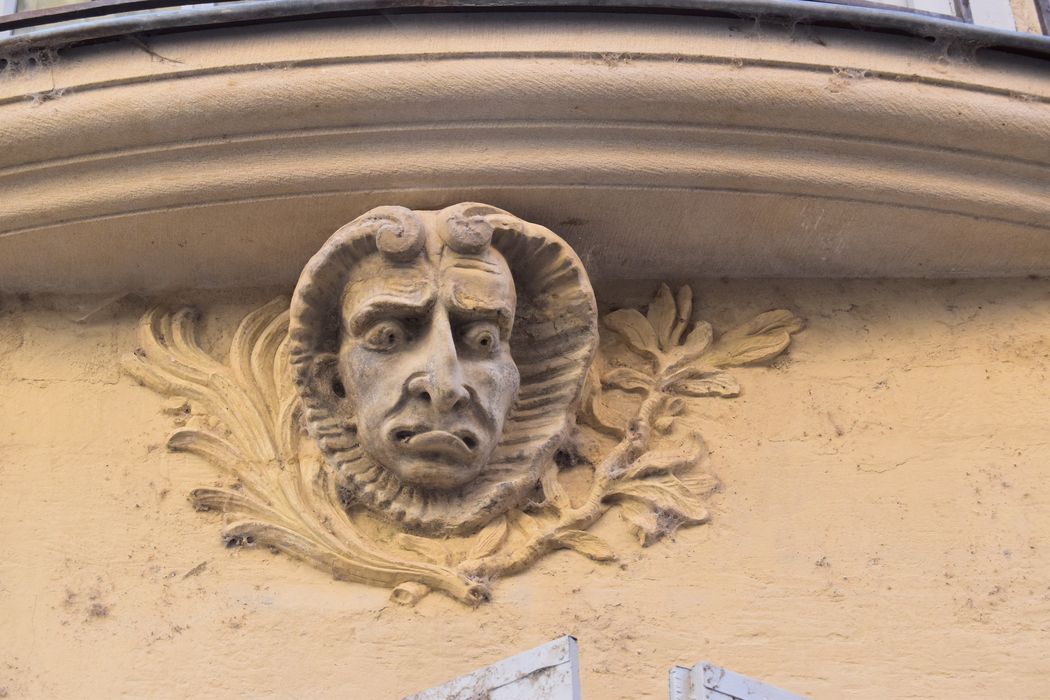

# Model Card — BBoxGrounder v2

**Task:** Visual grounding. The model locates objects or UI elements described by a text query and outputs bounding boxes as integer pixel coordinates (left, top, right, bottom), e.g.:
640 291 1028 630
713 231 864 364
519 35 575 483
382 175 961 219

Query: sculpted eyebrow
449 259 501 272
448 301 514 335
346 297 434 335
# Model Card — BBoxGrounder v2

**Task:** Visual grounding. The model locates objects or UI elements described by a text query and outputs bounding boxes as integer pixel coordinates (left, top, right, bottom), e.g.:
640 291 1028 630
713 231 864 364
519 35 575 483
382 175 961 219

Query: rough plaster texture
2 279 1048 698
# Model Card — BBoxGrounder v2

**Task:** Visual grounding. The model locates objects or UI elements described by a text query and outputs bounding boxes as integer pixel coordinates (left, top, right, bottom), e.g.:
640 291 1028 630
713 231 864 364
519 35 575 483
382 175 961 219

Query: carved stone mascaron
289 202 598 535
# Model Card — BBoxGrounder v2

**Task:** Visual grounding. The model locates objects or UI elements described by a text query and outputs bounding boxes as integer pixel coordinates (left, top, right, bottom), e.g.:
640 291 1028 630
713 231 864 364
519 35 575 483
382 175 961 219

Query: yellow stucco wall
2 278 1048 698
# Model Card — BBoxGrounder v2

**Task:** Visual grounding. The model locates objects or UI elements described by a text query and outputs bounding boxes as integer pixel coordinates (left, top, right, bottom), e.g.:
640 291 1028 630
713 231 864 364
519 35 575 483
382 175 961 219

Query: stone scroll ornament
124 203 803 605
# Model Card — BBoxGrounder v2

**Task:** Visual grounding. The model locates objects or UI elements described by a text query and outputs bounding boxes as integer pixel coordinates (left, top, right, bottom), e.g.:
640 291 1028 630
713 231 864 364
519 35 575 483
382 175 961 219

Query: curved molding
1 12 1048 291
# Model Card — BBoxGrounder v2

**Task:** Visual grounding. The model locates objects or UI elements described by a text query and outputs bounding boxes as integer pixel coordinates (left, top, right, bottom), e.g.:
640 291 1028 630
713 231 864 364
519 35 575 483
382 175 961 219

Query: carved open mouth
390 426 478 460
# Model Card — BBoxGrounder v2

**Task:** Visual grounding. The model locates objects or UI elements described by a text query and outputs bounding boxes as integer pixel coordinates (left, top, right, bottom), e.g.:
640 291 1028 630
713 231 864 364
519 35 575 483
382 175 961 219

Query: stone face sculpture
289 203 597 535
125 202 803 605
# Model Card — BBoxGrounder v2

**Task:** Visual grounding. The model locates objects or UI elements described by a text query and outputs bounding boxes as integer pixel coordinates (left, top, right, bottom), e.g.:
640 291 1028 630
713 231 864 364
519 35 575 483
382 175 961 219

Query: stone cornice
1 12 1048 291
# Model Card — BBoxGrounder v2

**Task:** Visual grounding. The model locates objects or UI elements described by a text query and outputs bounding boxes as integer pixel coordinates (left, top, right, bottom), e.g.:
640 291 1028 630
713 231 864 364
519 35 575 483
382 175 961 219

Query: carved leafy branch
576 284 803 545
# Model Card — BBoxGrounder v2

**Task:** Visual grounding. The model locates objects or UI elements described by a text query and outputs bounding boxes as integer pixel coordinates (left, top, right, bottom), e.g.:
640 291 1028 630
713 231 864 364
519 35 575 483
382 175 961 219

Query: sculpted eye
362 319 408 351
462 322 499 355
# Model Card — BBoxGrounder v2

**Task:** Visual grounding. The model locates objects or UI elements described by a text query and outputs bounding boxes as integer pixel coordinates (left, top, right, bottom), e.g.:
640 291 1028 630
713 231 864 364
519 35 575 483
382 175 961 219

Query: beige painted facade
3 280 1050 698
2 7 1049 699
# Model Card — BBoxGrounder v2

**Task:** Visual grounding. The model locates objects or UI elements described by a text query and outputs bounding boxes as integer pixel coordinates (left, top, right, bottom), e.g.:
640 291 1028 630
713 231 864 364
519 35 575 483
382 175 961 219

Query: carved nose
407 373 469 412
408 312 470 412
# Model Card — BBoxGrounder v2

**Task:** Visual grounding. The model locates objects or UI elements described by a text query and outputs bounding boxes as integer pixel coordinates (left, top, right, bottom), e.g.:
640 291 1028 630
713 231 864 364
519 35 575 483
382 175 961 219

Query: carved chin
381 452 485 491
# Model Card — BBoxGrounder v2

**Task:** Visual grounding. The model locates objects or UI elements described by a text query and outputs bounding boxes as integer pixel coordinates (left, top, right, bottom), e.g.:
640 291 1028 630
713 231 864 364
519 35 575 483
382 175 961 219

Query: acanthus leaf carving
551 530 617 562
125 298 490 606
